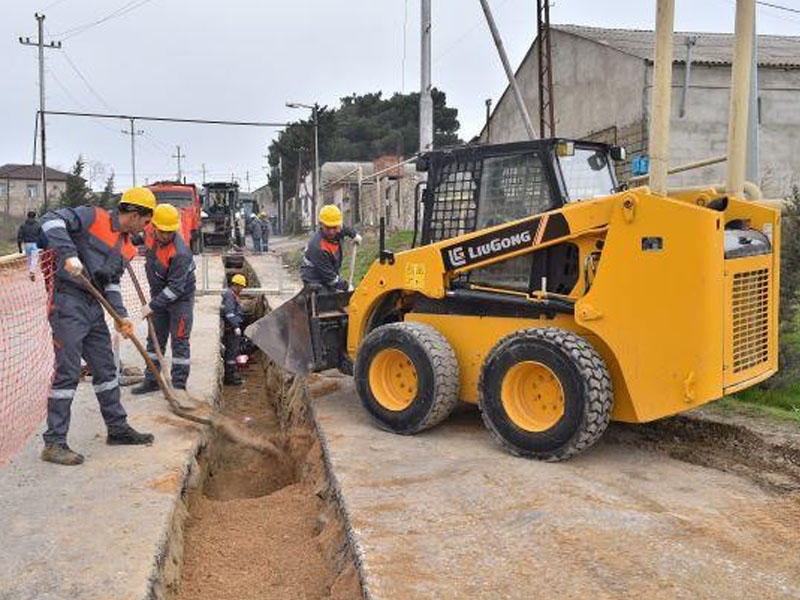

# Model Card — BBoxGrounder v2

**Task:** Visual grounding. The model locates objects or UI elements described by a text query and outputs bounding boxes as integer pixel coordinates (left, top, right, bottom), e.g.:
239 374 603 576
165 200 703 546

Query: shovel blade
245 292 314 374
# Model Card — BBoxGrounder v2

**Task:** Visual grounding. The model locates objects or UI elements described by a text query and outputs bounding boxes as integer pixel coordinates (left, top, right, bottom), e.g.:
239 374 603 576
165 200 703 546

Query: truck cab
146 181 203 253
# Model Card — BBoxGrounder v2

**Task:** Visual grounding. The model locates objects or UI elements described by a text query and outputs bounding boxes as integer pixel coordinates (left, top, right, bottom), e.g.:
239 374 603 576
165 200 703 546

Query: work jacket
17 218 42 249
300 226 357 290
144 232 196 311
220 288 243 330
41 205 136 318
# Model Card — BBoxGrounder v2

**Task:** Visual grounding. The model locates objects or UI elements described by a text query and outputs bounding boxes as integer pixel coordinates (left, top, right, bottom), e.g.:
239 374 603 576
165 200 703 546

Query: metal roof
554 24 800 68
0 164 70 181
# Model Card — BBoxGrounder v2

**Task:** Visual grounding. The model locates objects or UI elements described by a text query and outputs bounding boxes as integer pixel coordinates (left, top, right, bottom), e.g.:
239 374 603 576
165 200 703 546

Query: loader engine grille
731 268 770 373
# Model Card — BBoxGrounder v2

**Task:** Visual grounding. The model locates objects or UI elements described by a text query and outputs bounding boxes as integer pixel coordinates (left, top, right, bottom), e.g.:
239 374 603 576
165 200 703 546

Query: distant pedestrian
259 212 270 251
17 210 42 281
132 204 196 395
220 273 246 385
249 213 263 253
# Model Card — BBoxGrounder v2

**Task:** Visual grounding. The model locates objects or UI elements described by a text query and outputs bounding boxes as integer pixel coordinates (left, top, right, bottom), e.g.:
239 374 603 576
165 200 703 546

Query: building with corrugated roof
0 164 70 216
481 25 800 196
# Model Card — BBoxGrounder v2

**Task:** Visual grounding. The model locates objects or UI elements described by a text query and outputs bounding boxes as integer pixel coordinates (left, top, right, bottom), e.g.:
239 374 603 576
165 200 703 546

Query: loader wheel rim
368 348 418 411
500 361 565 432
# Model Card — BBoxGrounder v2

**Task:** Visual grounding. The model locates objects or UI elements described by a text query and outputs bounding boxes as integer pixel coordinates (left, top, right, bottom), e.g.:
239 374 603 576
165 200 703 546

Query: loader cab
415 139 622 294
416 139 620 247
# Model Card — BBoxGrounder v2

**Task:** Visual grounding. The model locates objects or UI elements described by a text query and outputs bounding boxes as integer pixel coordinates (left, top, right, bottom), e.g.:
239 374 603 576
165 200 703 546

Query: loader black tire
478 327 612 461
354 322 460 435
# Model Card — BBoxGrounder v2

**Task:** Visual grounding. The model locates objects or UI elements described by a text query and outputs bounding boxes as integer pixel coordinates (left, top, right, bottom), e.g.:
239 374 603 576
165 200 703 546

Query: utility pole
245 170 251 193
419 0 433 152
172 145 185 181
537 0 555 137
479 0 536 140
278 155 284 234
485 98 492 141
201 163 207 183
19 13 61 211
121 117 144 186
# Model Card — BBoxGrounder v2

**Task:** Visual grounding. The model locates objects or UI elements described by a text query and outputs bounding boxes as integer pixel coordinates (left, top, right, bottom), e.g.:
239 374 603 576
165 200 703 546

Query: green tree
58 156 93 208
97 172 115 209
267 88 462 202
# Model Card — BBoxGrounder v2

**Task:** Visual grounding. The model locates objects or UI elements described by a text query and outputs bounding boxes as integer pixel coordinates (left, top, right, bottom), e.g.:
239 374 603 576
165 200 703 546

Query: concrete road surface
310 376 800 600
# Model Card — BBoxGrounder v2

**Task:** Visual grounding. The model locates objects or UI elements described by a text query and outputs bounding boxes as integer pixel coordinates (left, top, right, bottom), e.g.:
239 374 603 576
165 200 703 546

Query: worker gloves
140 304 153 320
353 233 363 245
234 327 242 336
115 318 134 339
64 256 84 277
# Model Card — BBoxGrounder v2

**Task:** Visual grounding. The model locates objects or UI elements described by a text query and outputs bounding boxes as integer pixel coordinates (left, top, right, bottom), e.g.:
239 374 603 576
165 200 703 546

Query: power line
756 1 800 15
43 110 288 127
60 50 114 110
56 0 156 40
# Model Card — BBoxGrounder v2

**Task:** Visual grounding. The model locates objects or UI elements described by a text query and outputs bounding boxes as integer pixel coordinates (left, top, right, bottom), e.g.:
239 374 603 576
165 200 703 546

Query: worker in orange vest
132 203 196 395
39 187 157 466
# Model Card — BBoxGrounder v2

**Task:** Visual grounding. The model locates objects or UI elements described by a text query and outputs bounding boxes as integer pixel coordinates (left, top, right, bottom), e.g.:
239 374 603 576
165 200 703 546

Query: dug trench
157 258 362 600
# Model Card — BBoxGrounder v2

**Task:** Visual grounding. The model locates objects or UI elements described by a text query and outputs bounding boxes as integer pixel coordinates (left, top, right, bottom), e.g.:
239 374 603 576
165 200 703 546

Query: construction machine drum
478 327 612 461
354 322 460 435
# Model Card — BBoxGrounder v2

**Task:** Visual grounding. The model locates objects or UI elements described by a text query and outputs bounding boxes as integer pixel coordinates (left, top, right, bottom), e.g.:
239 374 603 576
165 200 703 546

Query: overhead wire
55 0 156 40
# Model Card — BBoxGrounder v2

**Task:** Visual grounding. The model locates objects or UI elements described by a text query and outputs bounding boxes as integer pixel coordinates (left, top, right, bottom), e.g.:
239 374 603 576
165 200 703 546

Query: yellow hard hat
319 204 342 227
259 212 267 219
231 274 247 287
121 187 157 212
151 203 181 232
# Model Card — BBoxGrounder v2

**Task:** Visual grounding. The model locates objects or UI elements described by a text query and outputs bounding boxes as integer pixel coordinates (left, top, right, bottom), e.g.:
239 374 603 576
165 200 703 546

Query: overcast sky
2 0 799 192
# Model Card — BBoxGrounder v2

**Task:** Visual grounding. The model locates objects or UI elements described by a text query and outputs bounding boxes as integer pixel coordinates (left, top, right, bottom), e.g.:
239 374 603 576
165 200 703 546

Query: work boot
130 380 160 395
41 443 85 466
107 423 154 446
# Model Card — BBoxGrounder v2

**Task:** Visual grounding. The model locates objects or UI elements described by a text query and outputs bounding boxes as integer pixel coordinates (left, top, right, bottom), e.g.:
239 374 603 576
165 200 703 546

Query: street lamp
286 101 320 222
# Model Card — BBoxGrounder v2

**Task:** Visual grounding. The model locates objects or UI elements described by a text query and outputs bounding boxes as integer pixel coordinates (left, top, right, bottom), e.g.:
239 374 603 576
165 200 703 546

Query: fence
0 250 149 466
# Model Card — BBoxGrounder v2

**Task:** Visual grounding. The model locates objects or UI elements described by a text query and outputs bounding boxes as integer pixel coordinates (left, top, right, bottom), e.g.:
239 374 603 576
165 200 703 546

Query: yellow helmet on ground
120 187 157 212
319 204 342 227
151 203 181 232
231 274 247 287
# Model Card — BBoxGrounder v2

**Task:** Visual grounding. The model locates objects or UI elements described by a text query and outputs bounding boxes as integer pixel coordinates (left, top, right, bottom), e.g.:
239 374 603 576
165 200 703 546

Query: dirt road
310 376 800 600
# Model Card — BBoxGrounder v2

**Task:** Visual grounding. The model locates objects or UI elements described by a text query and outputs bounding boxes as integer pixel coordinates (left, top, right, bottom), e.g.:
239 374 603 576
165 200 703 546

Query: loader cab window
466 152 552 292
477 152 554 229
557 147 617 202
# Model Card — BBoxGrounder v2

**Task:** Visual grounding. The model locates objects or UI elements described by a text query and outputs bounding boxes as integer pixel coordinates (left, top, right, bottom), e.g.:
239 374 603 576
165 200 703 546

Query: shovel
75 271 281 456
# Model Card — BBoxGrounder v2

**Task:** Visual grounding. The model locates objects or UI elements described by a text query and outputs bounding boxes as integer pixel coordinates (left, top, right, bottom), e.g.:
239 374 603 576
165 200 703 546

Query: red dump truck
146 181 203 253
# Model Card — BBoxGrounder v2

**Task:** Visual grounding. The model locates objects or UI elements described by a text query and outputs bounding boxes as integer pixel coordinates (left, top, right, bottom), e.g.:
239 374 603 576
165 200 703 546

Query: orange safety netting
0 250 150 466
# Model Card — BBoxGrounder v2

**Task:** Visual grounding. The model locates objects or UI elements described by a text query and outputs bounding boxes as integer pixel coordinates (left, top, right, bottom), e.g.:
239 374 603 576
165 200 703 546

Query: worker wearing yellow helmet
38 187 157 465
300 204 361 292
132 203 197 395
220 273 247 385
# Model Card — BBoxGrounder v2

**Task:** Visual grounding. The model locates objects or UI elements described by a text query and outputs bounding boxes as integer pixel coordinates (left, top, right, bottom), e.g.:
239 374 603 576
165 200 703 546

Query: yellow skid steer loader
248 138 779 461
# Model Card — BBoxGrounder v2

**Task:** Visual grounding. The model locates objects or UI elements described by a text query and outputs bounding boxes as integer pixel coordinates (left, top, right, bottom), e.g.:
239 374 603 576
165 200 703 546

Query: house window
0 182 6 197
27 184 39 199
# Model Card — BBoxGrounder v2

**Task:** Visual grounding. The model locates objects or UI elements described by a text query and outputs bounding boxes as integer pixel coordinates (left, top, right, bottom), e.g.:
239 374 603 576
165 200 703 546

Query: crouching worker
132 203 196 395
40 187 157 466
300 204 361 293
221 273 246 385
